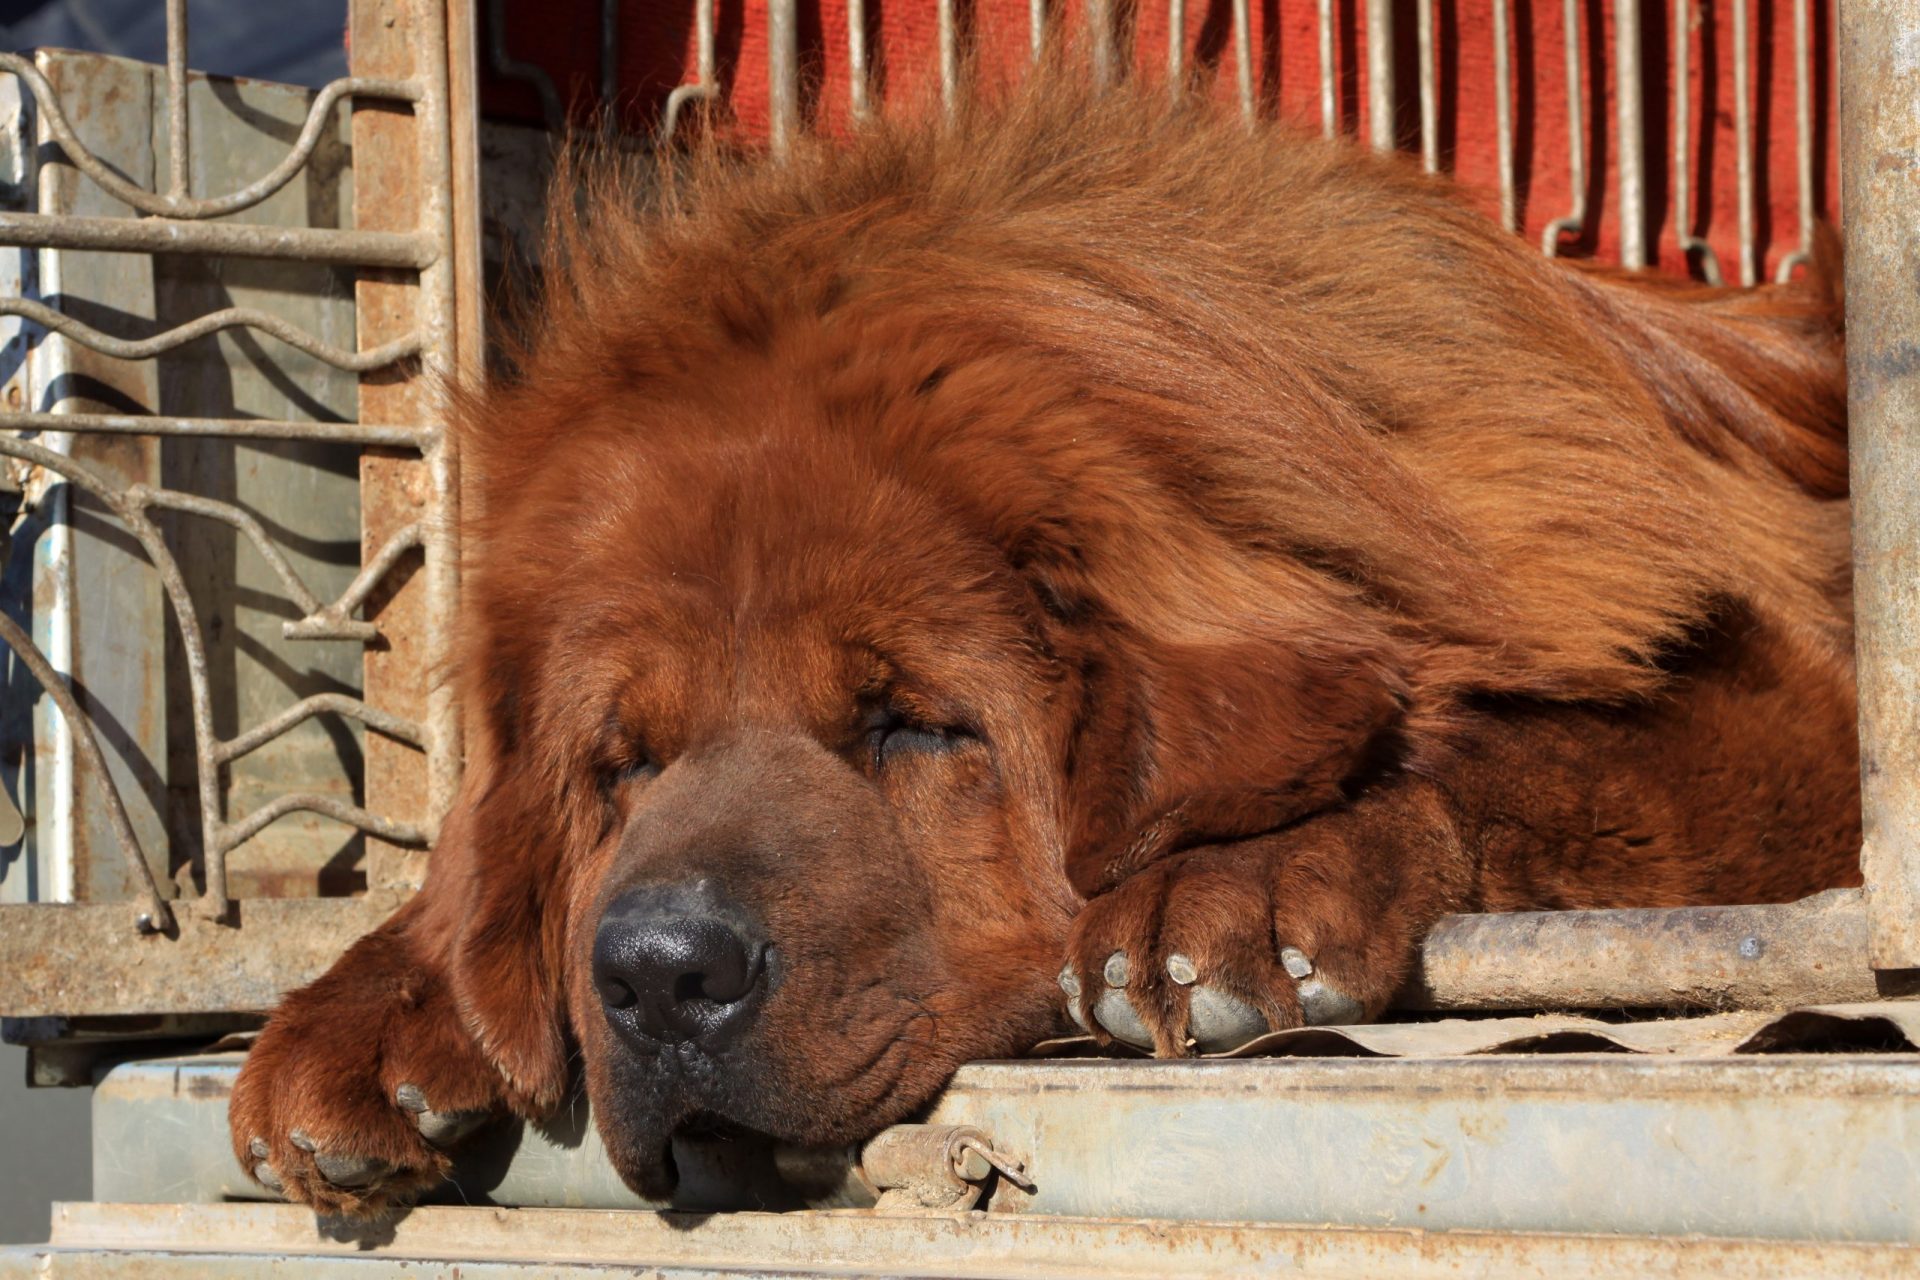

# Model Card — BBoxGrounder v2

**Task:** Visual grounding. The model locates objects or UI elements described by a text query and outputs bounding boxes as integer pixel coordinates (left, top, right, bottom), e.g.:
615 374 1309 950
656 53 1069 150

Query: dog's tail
1568 225 1848 500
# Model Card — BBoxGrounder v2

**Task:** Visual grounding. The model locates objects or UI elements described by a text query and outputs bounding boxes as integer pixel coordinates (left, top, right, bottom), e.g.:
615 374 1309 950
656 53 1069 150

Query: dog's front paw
228 930 506 1216
1060 816 1438 1056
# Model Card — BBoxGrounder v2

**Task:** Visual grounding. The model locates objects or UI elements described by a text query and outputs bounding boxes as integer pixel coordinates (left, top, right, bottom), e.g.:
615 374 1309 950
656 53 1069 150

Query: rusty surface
353 0 434 894
1402 888 1908 1011
1841 0 1920 971
6 1199 1915 1278
0 895 397 1016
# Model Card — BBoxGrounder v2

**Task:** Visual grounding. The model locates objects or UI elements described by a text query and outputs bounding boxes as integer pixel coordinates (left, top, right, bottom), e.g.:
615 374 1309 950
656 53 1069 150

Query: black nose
592 883 769 1048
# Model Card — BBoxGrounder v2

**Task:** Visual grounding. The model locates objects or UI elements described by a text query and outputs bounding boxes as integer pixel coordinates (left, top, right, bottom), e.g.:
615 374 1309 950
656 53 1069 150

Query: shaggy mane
461 66 1850 740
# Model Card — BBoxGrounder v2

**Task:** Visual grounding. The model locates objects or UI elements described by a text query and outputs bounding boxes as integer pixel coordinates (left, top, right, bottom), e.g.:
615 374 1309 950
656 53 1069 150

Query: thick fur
229 72 1859 1213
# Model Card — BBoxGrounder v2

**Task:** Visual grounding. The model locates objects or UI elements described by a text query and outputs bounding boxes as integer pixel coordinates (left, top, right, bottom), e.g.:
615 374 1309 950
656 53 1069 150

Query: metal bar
1319 0 1336 136
939 0 959 117
282 522 424 641
1732 0 1756 284
1366 0 1395 150
0 55 420 220
848 0 871 122
1233 0 1254 123
0 896 401 1016
1169 0 1186 92
485 0 562 130
0 890 1895 1019
346 0 443 897
1674 0 1726 282
661 0 717 139
0 613 171 933
600 0 619 105
28 1198 1920 1278
1613 0 1646 266
128 486 371 632
216 694 424 766
0 298 419 372
0 410 424 447
1031 0 1047 63
768 0 798 155
217 792 427 852
1777 0 1815 281
1403 889 1902 1010
0 210 435 268
1841 0 1920 970
1541 0 1586 254
164 0 188 201
415 0 464 835
1417 0 1438 170
1493 0 1516 228
1089 0 1117 89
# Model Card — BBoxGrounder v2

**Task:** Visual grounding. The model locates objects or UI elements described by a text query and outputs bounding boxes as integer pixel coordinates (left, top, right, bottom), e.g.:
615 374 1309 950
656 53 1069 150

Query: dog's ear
407 709 574 1115
1042 578 1410 901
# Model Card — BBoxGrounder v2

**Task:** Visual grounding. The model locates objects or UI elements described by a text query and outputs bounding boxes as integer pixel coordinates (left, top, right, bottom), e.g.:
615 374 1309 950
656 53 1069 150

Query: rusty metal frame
0 0 469 932
1840 0 1920 972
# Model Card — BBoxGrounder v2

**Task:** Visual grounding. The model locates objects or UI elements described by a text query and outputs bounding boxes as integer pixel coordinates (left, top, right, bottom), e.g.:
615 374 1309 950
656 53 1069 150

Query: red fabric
480 1 1835 283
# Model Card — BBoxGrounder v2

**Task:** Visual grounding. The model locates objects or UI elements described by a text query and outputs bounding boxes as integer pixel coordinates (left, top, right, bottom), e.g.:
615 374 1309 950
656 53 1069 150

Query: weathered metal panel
1841 0 1920 970
3 1199 1915 1279
88 1051 1920 1244
0 896 397 1017
18 50 171 912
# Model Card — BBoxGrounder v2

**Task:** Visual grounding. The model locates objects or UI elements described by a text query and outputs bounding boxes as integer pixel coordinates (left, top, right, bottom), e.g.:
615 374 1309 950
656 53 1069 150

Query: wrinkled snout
591 882 771 1051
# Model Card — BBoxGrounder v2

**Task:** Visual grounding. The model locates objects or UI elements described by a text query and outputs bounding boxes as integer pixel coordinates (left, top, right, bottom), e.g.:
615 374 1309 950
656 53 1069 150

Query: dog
229 71 1859 1215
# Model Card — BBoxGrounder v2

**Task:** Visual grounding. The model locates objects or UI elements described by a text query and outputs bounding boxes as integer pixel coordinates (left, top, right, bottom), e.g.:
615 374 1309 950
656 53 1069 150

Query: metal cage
0 0 1915 1265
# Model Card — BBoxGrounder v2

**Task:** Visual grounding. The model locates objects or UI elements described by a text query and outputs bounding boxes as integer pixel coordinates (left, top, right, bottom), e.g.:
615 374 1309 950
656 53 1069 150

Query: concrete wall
0 1046 90 1245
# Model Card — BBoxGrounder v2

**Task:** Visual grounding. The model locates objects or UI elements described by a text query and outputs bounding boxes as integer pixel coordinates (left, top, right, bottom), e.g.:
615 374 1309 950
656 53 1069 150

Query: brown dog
228 74 1859 1215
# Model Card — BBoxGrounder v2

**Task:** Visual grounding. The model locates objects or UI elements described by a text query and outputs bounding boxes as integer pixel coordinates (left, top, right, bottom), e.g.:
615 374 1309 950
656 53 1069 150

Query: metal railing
641 0 1827 286
0 0 465 929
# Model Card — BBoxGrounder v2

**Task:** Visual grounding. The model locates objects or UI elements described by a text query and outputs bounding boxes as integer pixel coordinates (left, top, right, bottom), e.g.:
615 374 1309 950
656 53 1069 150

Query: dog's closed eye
865 711 972 772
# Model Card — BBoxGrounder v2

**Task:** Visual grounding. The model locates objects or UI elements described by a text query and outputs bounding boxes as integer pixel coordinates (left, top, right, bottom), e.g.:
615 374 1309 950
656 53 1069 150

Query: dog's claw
395 1083 487 1147
1102 951 1130 987
1187 985 1269 1052
1280 946 1315 980
1058 966 1089 1032
247 1137 284 1193
1165 953 1198 985
287 1128 318 1153
1297 976 1365 1025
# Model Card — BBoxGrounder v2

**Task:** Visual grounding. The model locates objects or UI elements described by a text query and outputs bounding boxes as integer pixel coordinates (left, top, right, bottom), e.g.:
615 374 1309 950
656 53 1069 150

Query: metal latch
776 1123 1034 1212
